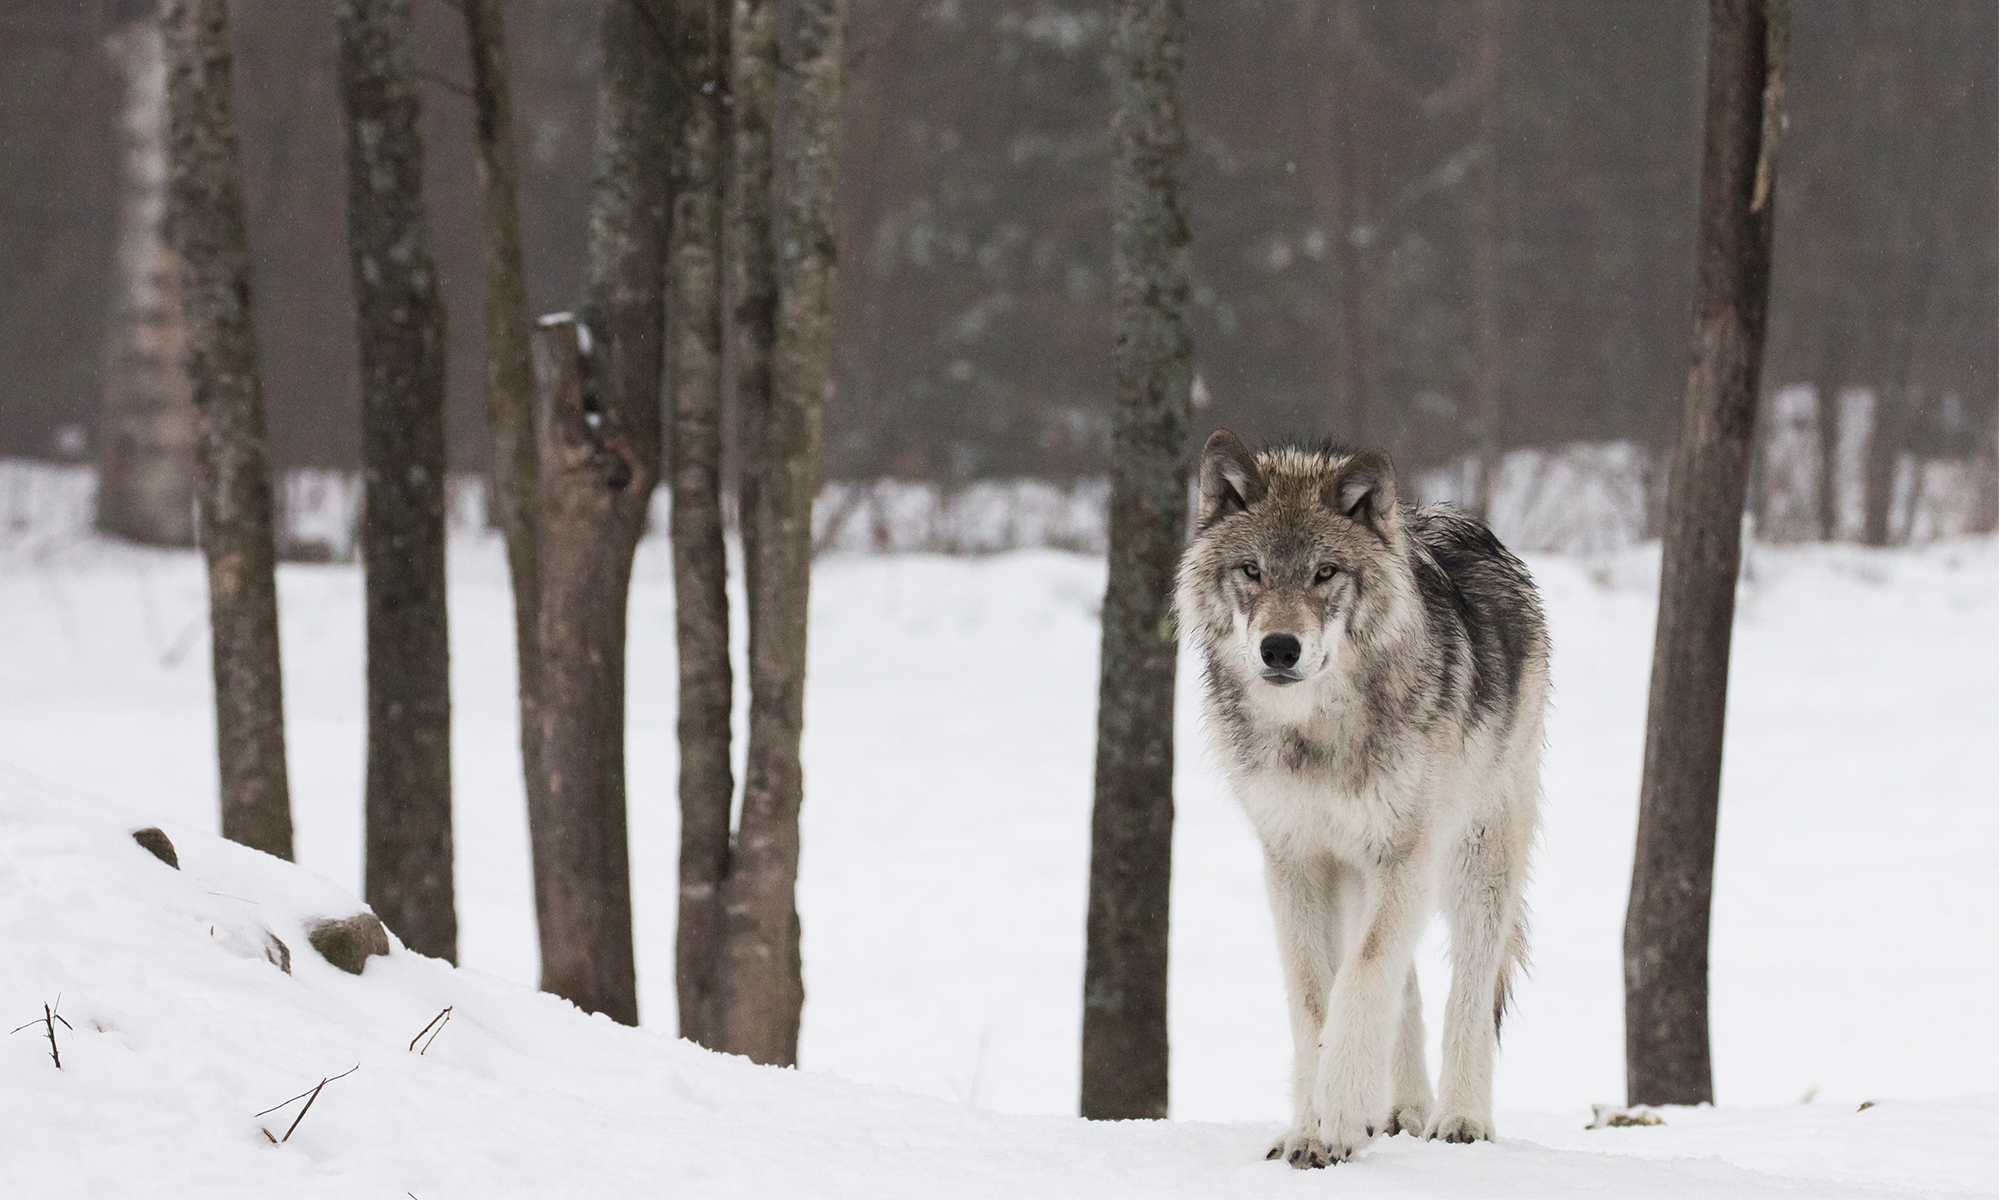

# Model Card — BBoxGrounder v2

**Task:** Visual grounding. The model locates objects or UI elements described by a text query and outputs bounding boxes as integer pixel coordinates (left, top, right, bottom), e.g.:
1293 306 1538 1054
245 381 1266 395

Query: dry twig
10 997 72 1069
256 1064 360 1144
408 1005 453 1054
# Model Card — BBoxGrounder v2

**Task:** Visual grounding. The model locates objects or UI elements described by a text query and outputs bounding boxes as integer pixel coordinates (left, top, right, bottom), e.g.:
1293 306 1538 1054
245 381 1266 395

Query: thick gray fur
1176 430 1549 1168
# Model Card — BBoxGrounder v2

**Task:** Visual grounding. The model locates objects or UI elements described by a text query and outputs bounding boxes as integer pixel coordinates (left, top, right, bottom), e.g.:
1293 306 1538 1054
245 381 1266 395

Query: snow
1 525 1994 1196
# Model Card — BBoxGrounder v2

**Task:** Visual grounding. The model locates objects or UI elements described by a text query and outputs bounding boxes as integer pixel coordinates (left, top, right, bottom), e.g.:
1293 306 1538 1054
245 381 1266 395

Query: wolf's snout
1260 634 1302 670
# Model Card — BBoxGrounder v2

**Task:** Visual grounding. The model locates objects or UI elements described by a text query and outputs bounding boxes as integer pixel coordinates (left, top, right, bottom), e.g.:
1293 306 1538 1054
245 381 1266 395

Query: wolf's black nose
1260 634 1301 670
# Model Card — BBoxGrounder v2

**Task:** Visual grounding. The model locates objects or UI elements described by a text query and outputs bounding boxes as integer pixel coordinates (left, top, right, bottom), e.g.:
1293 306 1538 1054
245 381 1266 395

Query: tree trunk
336 0 456 962
525 0 673 1026
1624 0 1786 1108
1081 0 1192 1122
717 0 842 1069
526 317 645 1025
1814 382 1841 540
669 0 735 1050
1468 0 1505 521
461 0 545 893
160 0 294 860
1860 386 1905 546
729 0 779 634
103 13 198 548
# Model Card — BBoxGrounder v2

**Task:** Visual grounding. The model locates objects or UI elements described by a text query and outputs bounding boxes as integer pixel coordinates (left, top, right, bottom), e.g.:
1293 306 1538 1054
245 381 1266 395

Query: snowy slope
3 790 1991 1198
0 531 1994 1195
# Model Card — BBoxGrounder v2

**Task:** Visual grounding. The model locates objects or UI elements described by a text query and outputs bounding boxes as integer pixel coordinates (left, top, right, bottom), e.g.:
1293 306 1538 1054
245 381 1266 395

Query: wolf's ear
1198 429 1265 526
1324 448 1398 540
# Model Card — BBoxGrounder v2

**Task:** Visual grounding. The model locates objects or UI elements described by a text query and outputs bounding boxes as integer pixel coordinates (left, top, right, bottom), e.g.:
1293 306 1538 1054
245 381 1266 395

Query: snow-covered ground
1 528 1994 1196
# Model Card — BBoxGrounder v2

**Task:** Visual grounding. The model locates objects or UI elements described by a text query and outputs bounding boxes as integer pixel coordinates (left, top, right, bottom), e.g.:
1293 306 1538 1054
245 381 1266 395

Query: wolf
1175 429 1549 1168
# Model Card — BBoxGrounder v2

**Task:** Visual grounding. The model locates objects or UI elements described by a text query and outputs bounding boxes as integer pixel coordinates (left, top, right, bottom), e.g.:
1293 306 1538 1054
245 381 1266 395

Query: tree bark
102 13 198 548
525 0 674 1026
716 0 842 1069
160 0 294 860
461 0 546 888
336 0 455 962
527 317 644 1025
669 0 735 1050
1624 0 1786 1108
729 0 779 631
1081 0 1192 1122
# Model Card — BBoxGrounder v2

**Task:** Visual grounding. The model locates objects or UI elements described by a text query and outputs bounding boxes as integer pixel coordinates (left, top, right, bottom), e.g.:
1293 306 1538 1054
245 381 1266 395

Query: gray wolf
1176 430 1549 1168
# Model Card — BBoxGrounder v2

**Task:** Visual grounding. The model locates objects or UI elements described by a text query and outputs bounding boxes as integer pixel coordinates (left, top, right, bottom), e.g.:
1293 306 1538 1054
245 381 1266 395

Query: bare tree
526 0 675 1027
1624 0 1787 1107
160 0 293 860
716 0 844 1068
102 11 197 548
1081 0 1193 1122
669 0 736 1050
460 0 545 884
335 0 455 962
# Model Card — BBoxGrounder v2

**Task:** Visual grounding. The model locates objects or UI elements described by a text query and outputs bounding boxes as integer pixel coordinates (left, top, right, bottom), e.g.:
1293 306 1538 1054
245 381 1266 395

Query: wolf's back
1406 506 1549 729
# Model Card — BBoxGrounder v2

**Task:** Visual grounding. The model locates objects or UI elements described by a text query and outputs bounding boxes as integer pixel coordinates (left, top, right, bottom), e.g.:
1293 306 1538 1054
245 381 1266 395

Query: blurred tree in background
0 0 1992 497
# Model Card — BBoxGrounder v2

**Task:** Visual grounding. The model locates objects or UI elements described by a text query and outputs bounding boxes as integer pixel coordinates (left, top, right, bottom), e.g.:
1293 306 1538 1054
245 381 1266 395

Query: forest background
5 0 1994 530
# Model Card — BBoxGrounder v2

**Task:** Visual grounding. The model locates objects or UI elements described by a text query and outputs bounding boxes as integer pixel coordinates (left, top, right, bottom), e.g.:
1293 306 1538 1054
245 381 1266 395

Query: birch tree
1081 0 1193 1122
1624 0 1787 1107
160 0 294 860
335 0 455 961
103 11 198 548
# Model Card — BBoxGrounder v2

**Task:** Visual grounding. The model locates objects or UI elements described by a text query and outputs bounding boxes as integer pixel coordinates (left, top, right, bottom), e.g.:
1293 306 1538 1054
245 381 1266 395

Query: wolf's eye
1315 564 1337 583
1239 562 1261 580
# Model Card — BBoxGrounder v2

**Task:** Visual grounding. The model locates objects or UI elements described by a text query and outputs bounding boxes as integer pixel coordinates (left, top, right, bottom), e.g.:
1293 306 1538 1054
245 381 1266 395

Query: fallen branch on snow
256 1063 360 1144
408 1006 452 1054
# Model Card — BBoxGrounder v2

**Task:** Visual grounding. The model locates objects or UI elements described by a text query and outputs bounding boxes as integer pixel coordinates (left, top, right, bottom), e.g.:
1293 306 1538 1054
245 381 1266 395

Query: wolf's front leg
1262 851 1342 1168
1313 867 1428 1163
1428 825 1526 1143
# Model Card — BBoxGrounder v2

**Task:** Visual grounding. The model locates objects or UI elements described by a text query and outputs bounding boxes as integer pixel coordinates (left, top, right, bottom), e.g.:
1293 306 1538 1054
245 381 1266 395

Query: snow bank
2 786 1990 1197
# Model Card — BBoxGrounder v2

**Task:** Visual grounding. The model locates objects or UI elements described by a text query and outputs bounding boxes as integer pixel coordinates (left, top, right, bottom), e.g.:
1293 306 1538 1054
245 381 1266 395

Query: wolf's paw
1310 1108 1379 1164
1267 1129 1337 1169
1385 1099 1431 1137
1423 1111 1494 1144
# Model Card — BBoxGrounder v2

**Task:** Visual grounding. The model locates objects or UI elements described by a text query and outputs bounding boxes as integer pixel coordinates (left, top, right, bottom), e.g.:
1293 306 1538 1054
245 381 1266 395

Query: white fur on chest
1211 665 1500 868
1230 764 1410 864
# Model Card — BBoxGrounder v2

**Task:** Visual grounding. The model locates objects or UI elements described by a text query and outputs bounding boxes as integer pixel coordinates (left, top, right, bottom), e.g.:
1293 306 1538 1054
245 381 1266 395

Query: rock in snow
131 825 178 868
306 913 390 976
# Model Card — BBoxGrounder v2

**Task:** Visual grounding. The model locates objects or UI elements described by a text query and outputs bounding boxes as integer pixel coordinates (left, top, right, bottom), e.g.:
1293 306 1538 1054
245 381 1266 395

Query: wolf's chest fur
1215 681 1436 864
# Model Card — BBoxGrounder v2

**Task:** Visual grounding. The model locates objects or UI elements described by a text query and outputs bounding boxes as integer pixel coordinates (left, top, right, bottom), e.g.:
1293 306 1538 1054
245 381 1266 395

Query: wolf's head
1176 429 1416 689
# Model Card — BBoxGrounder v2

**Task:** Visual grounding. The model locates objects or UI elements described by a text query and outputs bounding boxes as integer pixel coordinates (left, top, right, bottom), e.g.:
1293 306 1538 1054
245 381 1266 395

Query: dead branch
11 998 71 1068
408 1005 453 1054
256 1063 360 1144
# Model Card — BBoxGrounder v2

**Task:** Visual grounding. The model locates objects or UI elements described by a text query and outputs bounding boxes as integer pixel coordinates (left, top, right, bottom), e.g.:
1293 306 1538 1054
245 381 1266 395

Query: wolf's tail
1493 912 1529 1042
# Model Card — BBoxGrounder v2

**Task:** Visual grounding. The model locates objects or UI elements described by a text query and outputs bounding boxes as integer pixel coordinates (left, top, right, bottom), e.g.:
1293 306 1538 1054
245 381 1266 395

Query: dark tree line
7 2 1989 508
